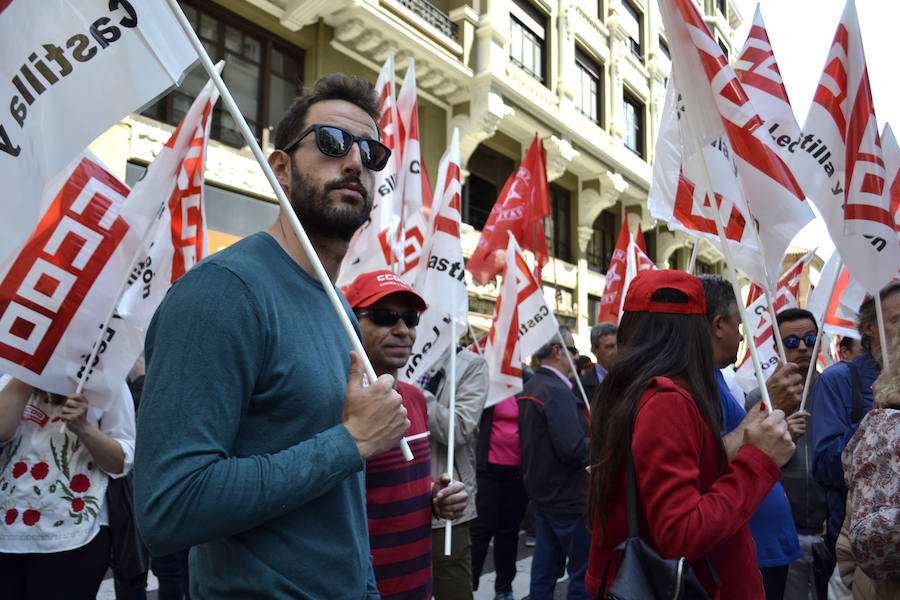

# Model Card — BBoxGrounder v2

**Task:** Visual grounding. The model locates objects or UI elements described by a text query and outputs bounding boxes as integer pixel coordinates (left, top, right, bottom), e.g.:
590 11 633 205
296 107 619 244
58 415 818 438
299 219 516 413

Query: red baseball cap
342 270 427 311
623 270 706 315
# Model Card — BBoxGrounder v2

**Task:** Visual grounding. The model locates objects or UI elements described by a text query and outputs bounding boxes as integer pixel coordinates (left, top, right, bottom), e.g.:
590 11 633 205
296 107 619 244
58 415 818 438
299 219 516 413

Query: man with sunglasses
134 75 409 600
745 309 829 600
517 326 592 600
344 270 468 600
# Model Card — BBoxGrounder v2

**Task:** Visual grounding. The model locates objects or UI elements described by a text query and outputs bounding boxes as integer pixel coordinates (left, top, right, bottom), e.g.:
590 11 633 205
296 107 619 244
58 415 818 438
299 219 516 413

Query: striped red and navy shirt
366 382 433 600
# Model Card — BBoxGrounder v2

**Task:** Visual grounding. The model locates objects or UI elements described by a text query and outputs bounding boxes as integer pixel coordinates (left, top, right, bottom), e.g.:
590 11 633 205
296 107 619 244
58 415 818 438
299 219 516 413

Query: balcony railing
397 0 458 41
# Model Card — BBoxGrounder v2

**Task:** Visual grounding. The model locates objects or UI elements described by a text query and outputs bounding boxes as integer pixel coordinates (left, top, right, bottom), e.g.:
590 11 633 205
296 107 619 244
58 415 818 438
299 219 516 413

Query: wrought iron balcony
396 0 458 41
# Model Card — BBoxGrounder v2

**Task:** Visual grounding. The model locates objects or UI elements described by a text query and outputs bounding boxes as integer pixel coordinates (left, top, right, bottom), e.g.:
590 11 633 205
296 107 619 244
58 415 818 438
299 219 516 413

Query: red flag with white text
467 135 550 285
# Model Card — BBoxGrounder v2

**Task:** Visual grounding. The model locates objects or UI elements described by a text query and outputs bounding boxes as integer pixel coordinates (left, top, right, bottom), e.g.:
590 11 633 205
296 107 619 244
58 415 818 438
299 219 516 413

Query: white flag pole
443 319 457 555
163 0 414 460
874 294 891 371
762 283 788 364
558 329 591 411
799 256 843 412
467 322 482 355
688 236 700 273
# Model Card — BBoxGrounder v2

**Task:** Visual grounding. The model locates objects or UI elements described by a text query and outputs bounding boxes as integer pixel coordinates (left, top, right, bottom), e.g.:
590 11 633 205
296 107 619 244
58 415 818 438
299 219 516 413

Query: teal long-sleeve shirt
134 232 378 599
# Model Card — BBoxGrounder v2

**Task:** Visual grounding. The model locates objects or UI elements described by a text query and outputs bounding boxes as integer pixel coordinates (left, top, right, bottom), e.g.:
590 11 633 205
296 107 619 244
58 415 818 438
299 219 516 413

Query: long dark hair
586 301 725 540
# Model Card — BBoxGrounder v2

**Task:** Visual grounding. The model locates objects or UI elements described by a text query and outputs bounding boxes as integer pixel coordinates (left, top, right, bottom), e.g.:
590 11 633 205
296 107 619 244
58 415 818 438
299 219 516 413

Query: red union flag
338 54 402 286
484 234 559 407
0 155 135 407
401 129 466 384
0 0 195 265
806 252 867 341
466 135 550 285
793 0 899 295
117 72 219 331
734 251 815 392
881 124 900 232
657 0 812 286
596 221 630 324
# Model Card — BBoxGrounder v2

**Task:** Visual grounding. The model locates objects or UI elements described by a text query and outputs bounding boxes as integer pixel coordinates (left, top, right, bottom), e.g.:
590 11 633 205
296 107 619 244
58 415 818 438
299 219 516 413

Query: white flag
401 129 466 384
0 0 195 264
793 0 900 295
806 252 866 340
484 235 560 407
338 54 402 285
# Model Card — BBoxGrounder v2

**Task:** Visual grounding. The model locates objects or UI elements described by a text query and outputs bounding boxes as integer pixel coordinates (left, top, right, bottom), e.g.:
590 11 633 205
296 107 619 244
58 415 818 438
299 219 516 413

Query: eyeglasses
281 124 391 171
783 334 817 349
556 343 578 355
356 309 420 328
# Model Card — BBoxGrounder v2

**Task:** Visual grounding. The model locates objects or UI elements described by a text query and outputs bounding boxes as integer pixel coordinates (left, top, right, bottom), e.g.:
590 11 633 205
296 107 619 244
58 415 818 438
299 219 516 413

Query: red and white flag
793 0 900 295
880 124 900 232
656 0 812 286
467 135 551 285
484 234 559 407
0 72 219 408
338 54 402 285
400 129 467 384
806 252 866 340
0 0 195 264
116 71 220 331
734 251 815 392
394 58 434 283
595 221 655 324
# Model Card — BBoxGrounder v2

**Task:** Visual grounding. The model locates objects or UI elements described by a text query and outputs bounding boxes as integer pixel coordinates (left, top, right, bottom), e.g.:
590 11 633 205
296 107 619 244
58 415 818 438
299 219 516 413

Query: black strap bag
598 447 717 600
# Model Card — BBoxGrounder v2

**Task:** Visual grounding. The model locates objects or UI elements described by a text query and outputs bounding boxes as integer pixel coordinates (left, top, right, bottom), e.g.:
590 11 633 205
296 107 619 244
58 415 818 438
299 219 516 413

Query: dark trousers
433 521 473 599
530 510 591 600
152 550 191 600
761 564 790 600
0 526 110 600
471 464 529 593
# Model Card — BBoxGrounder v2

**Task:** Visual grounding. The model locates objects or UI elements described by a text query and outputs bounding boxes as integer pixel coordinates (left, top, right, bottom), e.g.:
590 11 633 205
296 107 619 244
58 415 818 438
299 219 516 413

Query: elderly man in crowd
580 322 617 403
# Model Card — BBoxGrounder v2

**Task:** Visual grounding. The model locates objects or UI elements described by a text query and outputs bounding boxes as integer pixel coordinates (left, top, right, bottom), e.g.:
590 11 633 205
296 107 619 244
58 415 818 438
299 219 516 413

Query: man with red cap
343 270 468 600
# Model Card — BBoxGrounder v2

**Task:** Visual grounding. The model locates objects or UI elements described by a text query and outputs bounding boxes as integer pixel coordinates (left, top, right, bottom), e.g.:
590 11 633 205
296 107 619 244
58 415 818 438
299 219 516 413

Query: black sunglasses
783 334 817 349
356 309 419 328
556 343 578 355
282 124 391 171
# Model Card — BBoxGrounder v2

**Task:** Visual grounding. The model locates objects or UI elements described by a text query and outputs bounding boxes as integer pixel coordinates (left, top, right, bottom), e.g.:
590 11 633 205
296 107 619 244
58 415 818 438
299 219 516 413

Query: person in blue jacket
810 281 900 555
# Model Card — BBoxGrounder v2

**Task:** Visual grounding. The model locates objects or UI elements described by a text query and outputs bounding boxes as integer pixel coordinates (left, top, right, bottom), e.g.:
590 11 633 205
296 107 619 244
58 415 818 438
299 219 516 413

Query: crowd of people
0 72 898 600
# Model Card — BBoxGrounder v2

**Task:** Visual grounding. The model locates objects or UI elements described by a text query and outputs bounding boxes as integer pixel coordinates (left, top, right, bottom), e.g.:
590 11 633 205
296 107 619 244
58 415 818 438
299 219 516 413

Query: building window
622 89 645 157
585 210 616 273
509 0 547 83
696 260 715 274
621 0 643 61
143 1 303 148
575 48 603 127
658 36 670 60
588 294 602 325
718 38 729 61
547 184 572 262
463 145 515 231
717 0 727 19
667 250 680 270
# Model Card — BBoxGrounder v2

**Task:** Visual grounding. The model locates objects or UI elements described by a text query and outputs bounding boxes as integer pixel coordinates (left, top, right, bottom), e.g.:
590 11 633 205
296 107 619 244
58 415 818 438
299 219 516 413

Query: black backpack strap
847 361 864 424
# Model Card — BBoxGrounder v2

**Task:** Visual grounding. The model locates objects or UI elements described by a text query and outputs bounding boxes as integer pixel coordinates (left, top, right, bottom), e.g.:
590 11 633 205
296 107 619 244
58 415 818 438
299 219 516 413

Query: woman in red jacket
585 270 795 599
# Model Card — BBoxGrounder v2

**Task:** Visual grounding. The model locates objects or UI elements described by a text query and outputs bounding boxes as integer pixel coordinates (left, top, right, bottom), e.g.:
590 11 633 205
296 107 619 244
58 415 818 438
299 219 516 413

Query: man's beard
288 162 372 242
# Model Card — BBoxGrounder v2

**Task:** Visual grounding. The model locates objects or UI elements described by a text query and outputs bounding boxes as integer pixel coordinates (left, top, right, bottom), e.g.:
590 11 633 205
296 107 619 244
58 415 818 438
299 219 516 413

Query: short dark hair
534 326 571 361
839 336 857 352
857 281 900 352
590 323 617 348
699 274 737 323
776 308 818 331
273 74 380 151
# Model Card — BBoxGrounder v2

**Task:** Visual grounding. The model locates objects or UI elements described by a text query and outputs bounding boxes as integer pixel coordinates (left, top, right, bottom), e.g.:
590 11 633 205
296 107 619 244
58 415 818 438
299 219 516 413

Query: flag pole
444 319 457 555
799 256 843 412
467 322 482 355
874 294 891 371
163 0 415 460
762 283 788 363
688 236 700 273
558 330 591 412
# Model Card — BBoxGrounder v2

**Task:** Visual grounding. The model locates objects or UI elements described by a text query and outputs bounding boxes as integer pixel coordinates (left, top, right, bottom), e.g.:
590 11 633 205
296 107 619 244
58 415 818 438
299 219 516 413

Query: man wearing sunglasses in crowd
343 270 468 600
745 308 829 600
134 75 410 599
